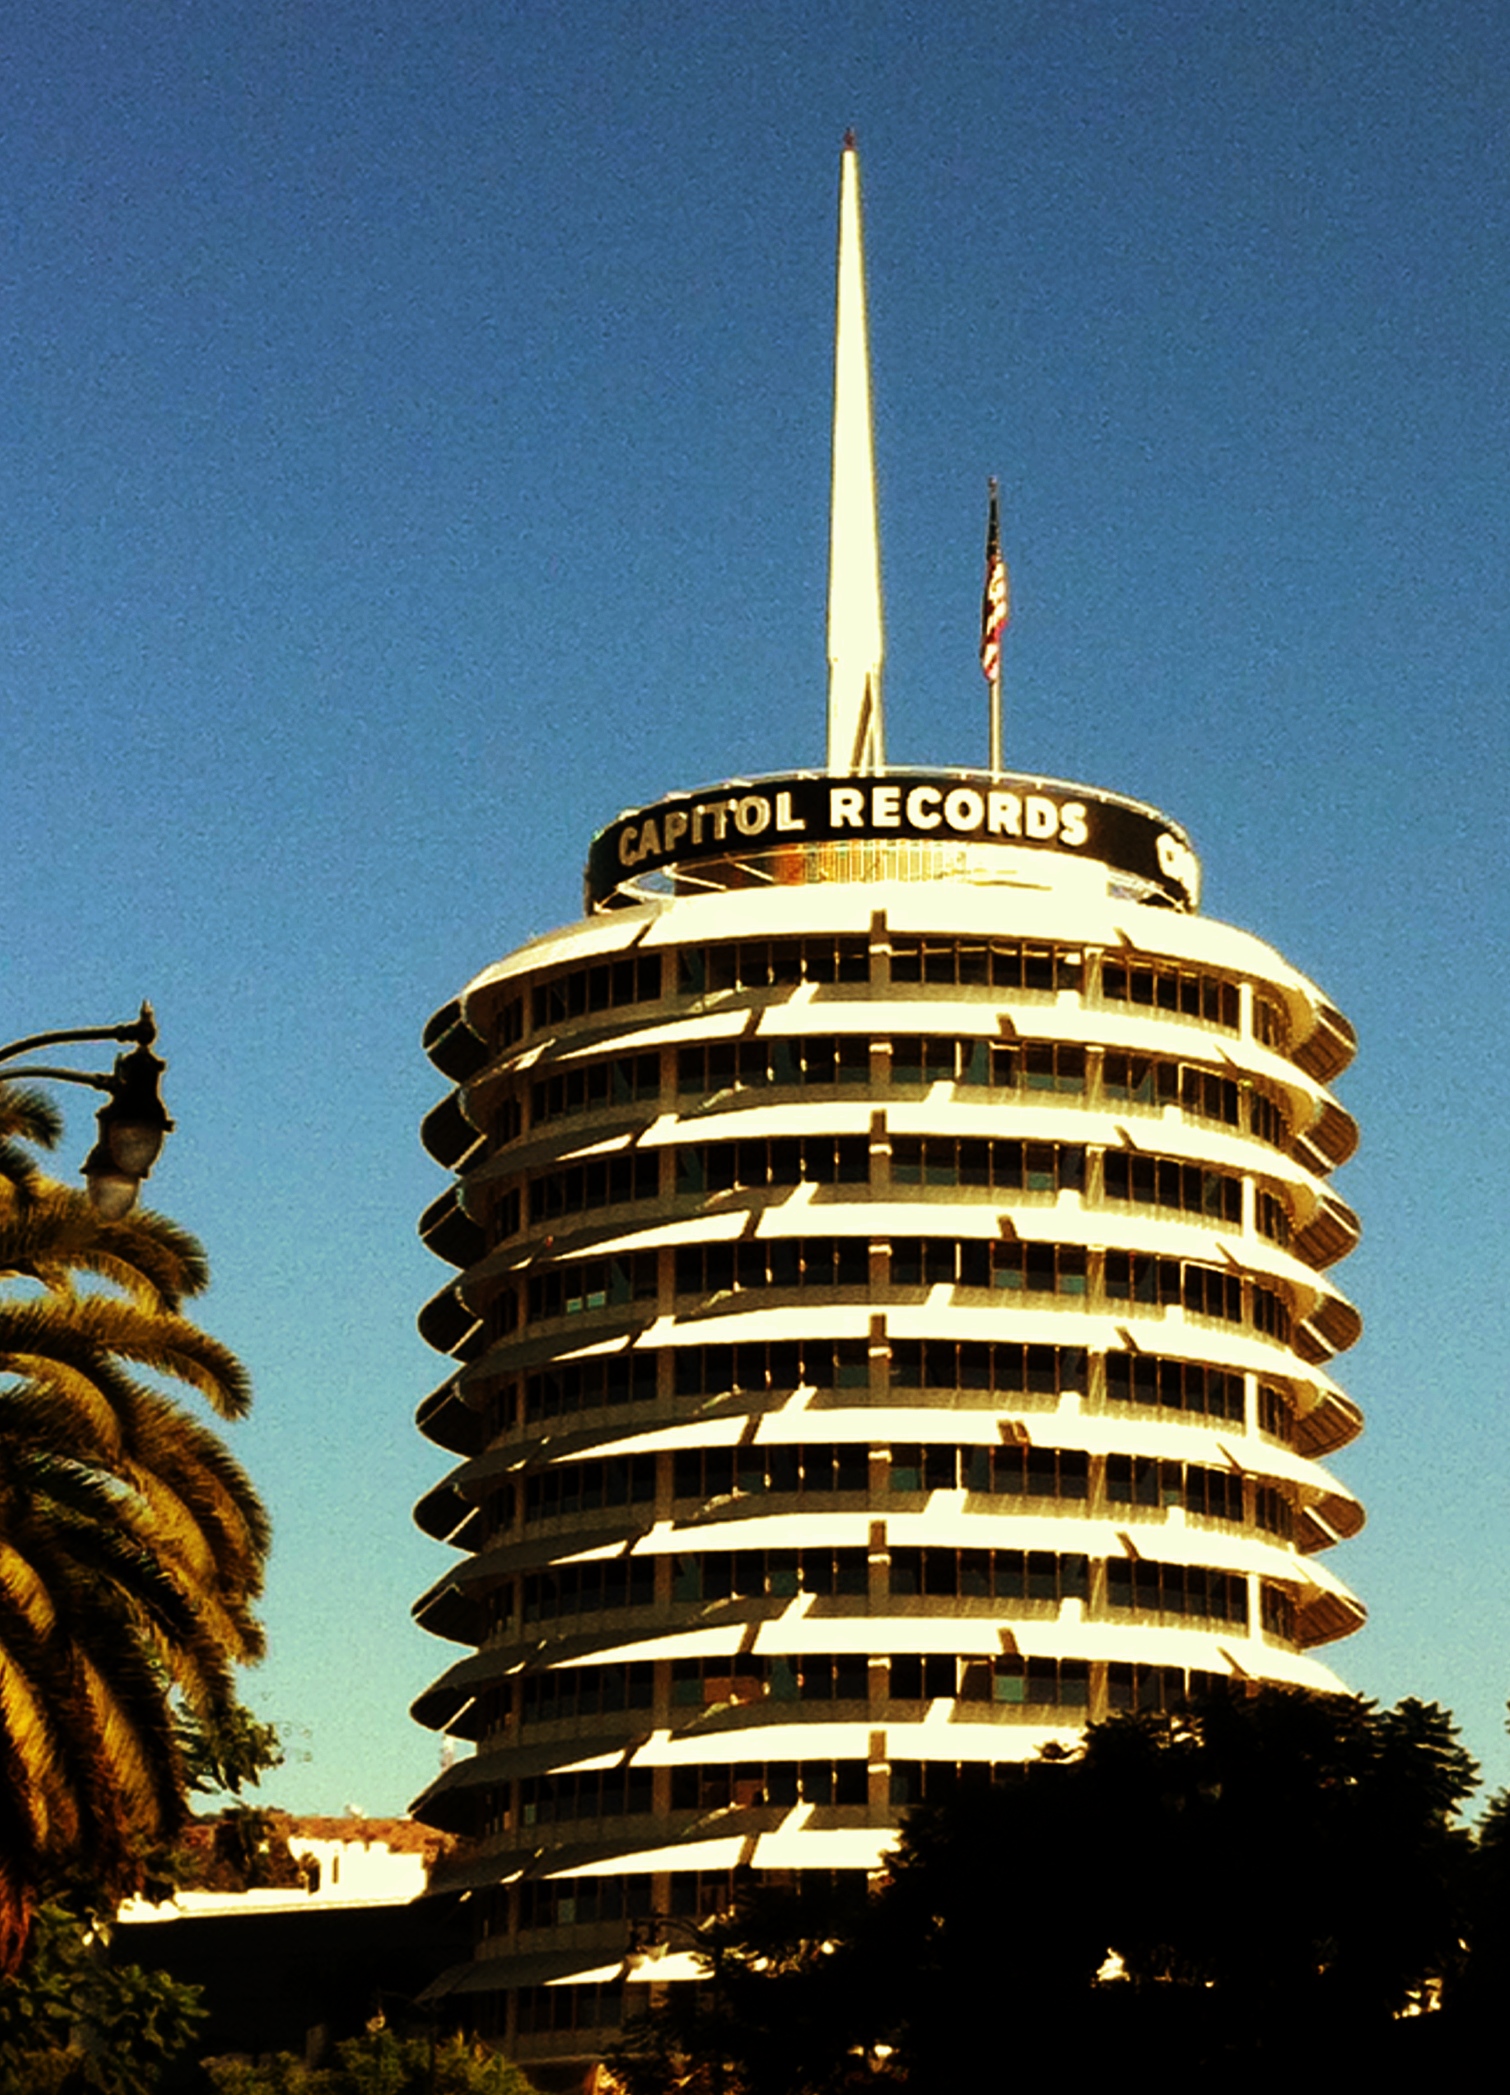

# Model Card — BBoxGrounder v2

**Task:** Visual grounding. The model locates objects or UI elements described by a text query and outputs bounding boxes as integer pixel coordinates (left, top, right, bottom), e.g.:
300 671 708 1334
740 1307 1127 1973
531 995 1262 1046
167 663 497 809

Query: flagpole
980 478 1009 777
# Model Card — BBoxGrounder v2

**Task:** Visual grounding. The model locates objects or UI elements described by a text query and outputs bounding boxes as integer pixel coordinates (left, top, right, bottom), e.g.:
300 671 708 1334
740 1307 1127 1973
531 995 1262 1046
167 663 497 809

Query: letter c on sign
618 824 639 867
905 786 942 830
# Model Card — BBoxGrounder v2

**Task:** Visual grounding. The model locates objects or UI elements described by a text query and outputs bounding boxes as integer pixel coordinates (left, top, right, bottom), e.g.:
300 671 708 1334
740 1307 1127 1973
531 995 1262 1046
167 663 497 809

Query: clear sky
4 0 1507 1815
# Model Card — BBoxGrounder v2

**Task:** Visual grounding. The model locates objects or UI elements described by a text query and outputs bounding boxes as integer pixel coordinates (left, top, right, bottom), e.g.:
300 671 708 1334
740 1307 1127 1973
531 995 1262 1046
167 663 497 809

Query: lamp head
82 1027 174 1217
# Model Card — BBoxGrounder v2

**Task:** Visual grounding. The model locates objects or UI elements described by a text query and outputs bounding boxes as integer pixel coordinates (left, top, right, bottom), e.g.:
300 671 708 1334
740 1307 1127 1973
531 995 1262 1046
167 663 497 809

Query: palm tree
0 1082 269 1970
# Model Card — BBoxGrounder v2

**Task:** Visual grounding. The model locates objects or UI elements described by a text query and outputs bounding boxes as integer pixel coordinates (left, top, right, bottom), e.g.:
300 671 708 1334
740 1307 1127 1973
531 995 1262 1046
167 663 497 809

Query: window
524 1455 656 1521
1254 1484 1293 1540
674 1445 868 1500
519 1662 654 1728
890 938 1082 991
1106 1560 1247 1625
675 1237 869 1295
519 1876 653 1931
671 1653 868 1706
533 1052 660 1124
1105 1664 1232 1714
678 1036 869 1095
677 937 869 993
980 1655 1090 1707
887 1653 1088 1708
1185 1265 1245 1321
1104 1253 1242 1321
532 954 660 1029
522 1560 656 1624
988 1243 1088 1296
1107 1456 1243 1523
677 1136 869 1194
518 1770 653 1828
1253 996 1288 1051
526 1252 657 1323
666 1868 868 1920
1102 957 1239 1029
495 996 525 1052
1025 1043 1089 1093
671 1549 868 1602
888 1549 1089 1604
515 1983 626 2035
891 1237 985 1288
1251 1284 1292 1343
891 1137 1086 1194
1179 1066 1241 1126
1256 1189 1291 1247
670 1762 867 1810
1103 1057 1241 1130
673 1339 869 1399
888 1444 963 1493
475 1685 513 1741
1248 1089 1288 1148
522 1353 657 1423
528 1151 659 1224
671 1655 768 1707
888 1443 1088 1500
890 1036 1016 1088
1105 1352 1244 1422
1260 1581 1297 1642
894 1238 1087 1290
889 1760 1020 1808
1257 1383 1295 1444
1103 1053 1178 1107
887 1036 1087 1093
1103 1151 1241 1224
890 1340 1087 1399
887 1653 958 1700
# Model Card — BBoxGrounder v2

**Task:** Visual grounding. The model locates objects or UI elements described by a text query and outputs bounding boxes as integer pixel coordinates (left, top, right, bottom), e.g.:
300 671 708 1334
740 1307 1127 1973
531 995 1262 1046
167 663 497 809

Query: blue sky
4 0 1507 1814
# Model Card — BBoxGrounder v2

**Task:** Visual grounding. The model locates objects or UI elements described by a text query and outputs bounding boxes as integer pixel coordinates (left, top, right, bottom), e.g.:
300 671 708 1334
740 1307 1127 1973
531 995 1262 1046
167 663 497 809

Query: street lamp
0 1002 174 1219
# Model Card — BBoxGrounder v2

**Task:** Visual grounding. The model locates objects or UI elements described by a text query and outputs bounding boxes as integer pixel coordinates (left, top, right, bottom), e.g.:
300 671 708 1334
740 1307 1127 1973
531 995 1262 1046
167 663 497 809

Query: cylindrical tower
411 771 1363 2079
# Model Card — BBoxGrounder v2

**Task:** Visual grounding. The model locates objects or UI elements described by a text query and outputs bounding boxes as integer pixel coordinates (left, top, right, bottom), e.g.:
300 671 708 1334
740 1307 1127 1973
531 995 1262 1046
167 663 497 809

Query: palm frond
0 1085 64 1154
0 1295 252 1418
0 1137 265 1962
0 1183 211 1312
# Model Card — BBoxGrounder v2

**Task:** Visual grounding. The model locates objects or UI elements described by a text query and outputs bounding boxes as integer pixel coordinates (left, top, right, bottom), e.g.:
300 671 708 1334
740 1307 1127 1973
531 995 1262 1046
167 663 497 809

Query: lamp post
0 1002 173 1219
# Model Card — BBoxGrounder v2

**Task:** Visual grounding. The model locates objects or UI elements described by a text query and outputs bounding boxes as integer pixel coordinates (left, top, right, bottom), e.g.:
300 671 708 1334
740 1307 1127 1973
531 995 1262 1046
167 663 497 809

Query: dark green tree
610 1690 1480 2088
0 1893 205 2093
201 2028 539 2093
612 1876 879 2094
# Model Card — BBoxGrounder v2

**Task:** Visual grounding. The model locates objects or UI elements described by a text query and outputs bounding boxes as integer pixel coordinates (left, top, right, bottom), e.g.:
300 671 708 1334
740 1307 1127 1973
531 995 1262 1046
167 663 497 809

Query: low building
114 1816 468 2060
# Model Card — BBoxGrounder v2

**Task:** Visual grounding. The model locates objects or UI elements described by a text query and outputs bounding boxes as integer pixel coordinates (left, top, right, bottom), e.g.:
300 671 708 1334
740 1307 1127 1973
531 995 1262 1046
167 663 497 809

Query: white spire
826 131 886 774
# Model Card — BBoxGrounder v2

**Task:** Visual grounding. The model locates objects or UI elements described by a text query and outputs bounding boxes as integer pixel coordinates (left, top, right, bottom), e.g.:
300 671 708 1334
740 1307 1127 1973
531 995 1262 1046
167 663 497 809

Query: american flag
980 480 1009 682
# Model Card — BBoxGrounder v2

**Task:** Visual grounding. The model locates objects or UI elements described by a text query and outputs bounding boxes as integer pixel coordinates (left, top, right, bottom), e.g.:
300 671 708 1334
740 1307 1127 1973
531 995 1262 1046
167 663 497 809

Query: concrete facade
411 791 1363 2075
